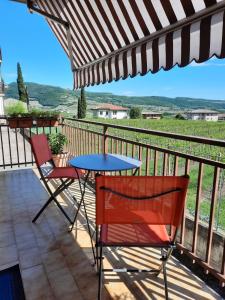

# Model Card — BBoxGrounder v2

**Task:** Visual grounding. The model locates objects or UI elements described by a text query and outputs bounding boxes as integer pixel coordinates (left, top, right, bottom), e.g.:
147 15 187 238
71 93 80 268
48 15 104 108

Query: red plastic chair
30 134 82 224
95 175 189 300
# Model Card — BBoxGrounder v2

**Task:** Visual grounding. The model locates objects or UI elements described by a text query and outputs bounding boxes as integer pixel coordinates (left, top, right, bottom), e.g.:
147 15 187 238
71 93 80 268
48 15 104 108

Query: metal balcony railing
62 117 225 287
1 115 225 286
0 116 60 169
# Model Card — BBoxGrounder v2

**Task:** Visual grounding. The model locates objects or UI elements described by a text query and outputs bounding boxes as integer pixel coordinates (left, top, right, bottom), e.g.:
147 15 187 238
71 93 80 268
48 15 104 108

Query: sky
1 0 225 100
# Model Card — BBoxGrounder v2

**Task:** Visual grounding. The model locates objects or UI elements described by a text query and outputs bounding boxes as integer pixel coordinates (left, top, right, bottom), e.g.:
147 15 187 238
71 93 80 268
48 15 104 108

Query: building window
113 111 117 115
99 111 103 115
106 111 109 116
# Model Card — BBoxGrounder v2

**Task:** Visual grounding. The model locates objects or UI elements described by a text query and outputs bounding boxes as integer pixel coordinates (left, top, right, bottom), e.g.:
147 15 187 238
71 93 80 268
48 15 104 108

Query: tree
129 107 141 119
77 96 81 118
175 113 185 120
17 63 28 106
25 86 29 109
77 87 87 119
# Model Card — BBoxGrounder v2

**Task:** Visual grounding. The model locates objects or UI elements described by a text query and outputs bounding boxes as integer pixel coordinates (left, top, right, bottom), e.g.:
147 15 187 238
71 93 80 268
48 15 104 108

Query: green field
87 118 225 161
77 118 225 231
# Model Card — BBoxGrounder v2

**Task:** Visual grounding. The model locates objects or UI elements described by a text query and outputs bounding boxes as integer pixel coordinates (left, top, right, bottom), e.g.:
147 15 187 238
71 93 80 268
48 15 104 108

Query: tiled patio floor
0 168 222 300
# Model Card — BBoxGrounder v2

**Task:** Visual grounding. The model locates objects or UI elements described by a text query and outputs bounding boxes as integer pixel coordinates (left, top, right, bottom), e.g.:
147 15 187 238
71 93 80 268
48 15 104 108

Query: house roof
15 1 225 89
187 109 219 114
91 104 128 111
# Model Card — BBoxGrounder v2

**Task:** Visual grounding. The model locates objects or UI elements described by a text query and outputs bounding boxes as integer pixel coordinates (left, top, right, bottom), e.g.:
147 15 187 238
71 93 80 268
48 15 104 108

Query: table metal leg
133 167 139 176
70 170 96 263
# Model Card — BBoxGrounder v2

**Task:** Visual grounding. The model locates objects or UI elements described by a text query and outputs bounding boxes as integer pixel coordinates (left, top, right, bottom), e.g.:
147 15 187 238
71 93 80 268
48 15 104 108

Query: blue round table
69 153 142 172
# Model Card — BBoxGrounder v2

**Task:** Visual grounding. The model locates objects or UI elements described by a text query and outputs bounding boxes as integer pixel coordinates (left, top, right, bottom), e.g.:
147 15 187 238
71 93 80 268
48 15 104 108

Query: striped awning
23 1 225 88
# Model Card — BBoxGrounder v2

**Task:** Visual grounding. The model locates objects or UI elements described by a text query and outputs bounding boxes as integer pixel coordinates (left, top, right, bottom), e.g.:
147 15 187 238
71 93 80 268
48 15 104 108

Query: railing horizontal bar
64 123 225 168
64 118 225 147
64 124 104 137
0 162 33 168
105 134 225 169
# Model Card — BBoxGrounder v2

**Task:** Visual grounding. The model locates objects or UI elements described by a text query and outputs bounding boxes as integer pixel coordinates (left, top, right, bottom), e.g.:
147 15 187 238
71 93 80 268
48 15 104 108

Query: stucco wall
93 110 128 119
187 114 218 121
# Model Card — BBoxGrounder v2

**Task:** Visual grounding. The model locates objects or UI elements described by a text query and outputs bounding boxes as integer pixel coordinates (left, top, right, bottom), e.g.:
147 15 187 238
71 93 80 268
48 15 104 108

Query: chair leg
70 171 89 231
53 198 73 224
98 244 103 300
163 261 169 300
95 226 99 268
69 197 84 231
158 248 172 300
33 179 74 224
32 195 73 224
157 247 173 276
32 197 53 223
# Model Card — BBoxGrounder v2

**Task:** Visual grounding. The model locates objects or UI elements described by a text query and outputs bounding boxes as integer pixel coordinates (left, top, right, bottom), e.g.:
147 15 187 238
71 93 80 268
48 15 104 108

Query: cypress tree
77 87 86 119
25 86 29 110
17 63 28 104
77 96 81 119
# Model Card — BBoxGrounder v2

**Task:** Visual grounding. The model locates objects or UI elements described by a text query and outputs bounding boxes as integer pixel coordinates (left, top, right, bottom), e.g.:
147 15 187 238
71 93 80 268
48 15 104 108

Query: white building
142 112 162 119
186 109 219 121
92 104 128 119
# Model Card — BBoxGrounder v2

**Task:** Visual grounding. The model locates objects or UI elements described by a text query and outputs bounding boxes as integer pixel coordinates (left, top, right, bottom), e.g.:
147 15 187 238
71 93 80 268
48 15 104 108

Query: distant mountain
5 82 225 111
5 82 79 107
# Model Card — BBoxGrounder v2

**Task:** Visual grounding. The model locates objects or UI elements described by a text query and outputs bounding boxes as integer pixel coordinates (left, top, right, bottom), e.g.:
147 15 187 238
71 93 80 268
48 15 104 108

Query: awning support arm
26 0 75 72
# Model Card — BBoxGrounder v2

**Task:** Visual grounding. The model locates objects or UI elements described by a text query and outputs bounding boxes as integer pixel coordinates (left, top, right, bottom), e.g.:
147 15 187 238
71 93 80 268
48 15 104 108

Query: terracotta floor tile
19 247 42 270
47 267 81 299
0 169 221 300
15 232 37 251
0 245 18 266
42 249 67 273
21 265 53 300
36 234 60 254
0 230 15 247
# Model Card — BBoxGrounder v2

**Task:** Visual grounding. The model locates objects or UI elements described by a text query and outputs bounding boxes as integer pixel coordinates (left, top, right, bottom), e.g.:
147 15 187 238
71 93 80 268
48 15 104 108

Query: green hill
5 82 225 111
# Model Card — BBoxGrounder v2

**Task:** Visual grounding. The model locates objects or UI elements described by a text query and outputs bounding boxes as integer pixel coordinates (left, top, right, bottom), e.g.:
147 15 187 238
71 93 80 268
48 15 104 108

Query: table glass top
69 153 141 172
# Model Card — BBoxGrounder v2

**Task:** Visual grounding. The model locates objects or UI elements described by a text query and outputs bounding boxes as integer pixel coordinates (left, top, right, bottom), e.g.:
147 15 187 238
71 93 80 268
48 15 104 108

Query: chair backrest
30 134 52 167
96 175 189 228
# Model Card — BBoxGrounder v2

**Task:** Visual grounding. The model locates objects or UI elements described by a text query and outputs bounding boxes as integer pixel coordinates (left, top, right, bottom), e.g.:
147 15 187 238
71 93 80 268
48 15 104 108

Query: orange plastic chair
30 134 82 224
95 175 189 300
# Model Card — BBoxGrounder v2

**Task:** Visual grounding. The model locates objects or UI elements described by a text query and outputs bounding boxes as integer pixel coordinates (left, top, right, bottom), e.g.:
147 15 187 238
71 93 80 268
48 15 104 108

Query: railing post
103 125 108 154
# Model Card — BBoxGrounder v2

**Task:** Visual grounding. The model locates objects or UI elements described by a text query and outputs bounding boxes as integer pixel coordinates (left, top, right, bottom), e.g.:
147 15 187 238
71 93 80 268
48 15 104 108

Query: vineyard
90 118 225 162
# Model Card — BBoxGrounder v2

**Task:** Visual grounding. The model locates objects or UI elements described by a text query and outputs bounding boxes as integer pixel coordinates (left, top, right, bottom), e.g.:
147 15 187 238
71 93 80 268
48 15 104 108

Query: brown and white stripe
34 0 225 89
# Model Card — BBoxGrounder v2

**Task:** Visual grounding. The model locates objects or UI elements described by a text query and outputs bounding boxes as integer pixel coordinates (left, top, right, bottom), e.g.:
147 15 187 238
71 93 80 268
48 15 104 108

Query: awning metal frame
26 0 75 72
